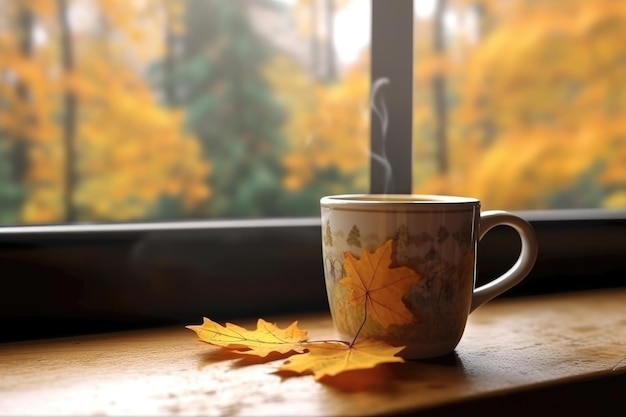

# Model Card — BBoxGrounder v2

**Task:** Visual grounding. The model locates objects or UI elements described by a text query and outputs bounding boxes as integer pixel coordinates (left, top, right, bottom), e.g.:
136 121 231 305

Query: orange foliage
0 0 210 223
187 318 308 357
268 54 370 192
187 317 405 383
276 0 626 209
415 0 626 209
72 62 210 220
279 338 404 381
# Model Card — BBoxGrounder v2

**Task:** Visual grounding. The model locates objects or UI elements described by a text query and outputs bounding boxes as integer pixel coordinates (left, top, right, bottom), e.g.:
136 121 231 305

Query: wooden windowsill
1 288 625 416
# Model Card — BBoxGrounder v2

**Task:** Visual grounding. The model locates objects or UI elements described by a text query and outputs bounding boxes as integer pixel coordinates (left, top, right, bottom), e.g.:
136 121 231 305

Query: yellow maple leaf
279 338 405 380
340 239 423 328
186 318 308 357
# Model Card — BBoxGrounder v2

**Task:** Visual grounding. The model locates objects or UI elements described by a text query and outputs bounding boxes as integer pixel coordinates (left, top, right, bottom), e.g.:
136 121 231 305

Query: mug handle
470 210 538 313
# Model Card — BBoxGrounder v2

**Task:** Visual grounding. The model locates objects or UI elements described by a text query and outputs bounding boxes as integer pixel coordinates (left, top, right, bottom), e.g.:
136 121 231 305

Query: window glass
412 0 626 210
0 0 370 225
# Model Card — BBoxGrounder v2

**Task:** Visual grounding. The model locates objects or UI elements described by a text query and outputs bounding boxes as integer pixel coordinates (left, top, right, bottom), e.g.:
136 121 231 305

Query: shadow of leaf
197 347 301 370
318 364 402 392
196 347 243 369
231 351 299 367
274 363 402 392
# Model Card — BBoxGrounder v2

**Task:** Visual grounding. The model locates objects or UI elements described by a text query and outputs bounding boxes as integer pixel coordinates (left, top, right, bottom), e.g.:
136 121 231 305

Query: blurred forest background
0 0 624 225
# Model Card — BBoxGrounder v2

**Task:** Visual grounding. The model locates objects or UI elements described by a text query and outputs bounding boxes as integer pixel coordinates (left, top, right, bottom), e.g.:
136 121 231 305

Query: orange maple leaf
186 318 308 357
279 338 404 380
340 239 423 328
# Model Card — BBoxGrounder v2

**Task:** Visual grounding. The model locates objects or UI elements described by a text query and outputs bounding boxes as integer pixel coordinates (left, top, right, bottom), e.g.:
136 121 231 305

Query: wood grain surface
1 288 625 416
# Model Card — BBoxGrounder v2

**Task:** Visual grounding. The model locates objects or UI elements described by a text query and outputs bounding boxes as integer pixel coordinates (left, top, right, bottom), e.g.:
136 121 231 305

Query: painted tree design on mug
346 225 362 248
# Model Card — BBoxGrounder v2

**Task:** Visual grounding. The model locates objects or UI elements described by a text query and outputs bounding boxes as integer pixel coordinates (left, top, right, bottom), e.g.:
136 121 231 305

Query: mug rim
320 194 480 207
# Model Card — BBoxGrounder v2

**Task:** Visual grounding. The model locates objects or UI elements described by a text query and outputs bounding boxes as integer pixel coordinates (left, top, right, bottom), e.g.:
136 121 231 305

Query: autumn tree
269 52 370 213
0 1 62 223
57 0 77 221
432 0 449 175
417 0 626 210
0 0 211 223
296 0 343 82
0 1 28 223
274 1 382 213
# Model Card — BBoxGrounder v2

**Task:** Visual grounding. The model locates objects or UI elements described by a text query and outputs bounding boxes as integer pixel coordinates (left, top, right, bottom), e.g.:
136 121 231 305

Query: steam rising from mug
370 77 393 194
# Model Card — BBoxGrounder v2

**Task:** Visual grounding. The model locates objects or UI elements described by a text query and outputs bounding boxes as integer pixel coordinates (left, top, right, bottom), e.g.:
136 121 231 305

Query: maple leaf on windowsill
186 318 405 382
278 338 404 380
186 317 308 356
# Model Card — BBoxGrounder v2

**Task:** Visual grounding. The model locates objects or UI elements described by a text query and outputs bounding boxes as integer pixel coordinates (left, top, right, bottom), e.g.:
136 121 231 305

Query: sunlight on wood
0 289 625 416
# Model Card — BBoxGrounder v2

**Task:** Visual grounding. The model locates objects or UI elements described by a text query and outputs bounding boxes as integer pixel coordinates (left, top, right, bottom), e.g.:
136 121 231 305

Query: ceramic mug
320 194 538 359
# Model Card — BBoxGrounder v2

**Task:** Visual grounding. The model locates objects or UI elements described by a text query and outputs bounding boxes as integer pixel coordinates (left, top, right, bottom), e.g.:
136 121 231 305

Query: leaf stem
350 292 369 347
304 339 349 345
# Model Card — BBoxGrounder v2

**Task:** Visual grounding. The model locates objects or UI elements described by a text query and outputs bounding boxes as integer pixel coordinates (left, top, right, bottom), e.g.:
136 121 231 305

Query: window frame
0 0 625 341
1 210 625 341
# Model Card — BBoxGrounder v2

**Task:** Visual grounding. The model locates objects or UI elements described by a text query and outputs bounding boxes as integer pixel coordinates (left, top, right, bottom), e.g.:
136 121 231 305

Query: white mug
320 194 538 359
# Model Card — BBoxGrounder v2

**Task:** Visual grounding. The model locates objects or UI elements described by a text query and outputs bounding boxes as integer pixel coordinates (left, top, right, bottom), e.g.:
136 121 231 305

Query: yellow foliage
0 0 211 223
279 338 404 381
415 54 449 84
23 0 57 17
416 0 626 209
21 186 64 224
603 191 626 209
187 318 308 357
71 62 210 220
187 318 404 383
267 53 370 192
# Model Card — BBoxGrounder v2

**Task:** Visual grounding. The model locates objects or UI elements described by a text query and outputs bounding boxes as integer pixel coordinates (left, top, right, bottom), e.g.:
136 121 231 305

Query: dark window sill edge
395 371 626 417
0 209 625 342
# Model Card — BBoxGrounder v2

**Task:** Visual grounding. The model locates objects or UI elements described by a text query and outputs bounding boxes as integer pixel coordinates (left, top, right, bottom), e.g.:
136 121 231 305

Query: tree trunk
432 0 448 175
58 0 77 222
310 0 320 79
322 0 336 82
474 1 492 40
473 1 496 145
13 5 33 186
164 0 178 106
